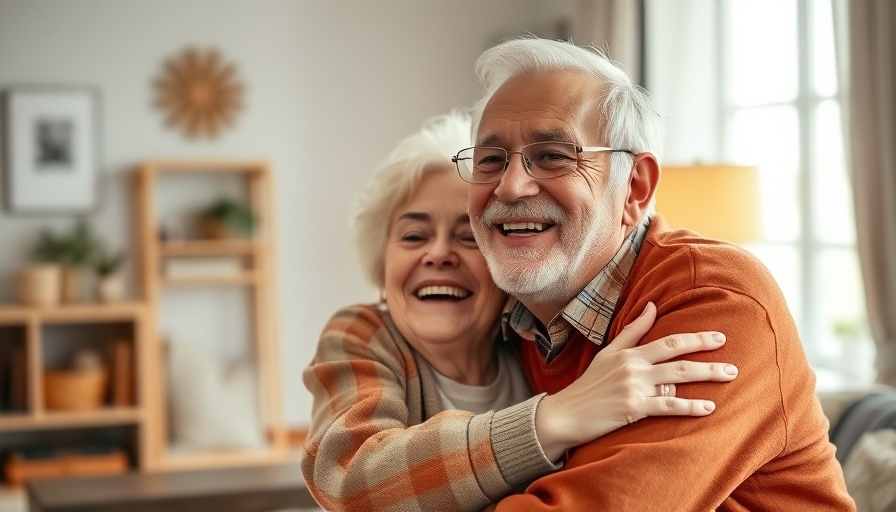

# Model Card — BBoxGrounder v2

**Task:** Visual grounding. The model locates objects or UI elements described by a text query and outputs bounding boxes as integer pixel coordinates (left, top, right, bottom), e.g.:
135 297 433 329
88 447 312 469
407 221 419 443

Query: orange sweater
500 217 855 511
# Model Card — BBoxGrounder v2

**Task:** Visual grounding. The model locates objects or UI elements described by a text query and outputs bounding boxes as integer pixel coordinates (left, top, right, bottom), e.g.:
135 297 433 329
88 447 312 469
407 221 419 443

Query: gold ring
661 384 670 397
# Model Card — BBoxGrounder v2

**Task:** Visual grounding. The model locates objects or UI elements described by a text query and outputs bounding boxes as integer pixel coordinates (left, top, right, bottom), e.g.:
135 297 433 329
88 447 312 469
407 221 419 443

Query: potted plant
197 198 258 239
17 229 68 306
57 220 99 303
832 317 872 380
93 246 127 303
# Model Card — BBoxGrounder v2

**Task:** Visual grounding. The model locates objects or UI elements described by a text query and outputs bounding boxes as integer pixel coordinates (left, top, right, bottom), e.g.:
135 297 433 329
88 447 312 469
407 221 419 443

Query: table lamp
654 164 762 244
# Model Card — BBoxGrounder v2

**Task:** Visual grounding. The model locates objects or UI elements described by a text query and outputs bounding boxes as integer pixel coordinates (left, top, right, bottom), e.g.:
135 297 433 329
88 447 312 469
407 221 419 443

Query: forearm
302 407 494 511
303 306 558 511
302 395 558 511
487 394 561 486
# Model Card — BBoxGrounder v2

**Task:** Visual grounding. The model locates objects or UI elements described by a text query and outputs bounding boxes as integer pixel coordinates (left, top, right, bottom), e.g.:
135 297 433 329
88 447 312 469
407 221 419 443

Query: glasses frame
451 142 635 184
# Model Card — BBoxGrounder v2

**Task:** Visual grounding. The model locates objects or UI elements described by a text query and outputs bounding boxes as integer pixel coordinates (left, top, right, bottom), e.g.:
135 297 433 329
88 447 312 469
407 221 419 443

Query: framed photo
1 86 101 214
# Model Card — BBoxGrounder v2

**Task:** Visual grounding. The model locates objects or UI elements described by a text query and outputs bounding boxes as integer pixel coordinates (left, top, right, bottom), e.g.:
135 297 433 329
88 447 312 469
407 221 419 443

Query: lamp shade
655 164 762 244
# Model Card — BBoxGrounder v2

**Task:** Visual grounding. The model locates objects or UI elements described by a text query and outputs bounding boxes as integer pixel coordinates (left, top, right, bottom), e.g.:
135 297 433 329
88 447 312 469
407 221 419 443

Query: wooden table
26 463 319 512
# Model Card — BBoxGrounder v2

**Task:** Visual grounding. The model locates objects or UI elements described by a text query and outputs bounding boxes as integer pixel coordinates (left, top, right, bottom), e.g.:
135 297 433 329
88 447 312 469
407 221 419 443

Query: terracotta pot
198 217 229 239
17 264 63 307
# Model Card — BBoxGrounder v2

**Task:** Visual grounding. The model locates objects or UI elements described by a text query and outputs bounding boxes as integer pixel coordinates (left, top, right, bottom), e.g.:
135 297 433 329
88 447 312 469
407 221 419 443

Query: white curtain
835 0 896 386
573 0 644 85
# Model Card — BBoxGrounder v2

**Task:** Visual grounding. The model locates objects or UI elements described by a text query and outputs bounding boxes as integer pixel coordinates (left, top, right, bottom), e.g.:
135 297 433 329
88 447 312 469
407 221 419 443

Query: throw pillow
843 428 896 512
166 340 266 451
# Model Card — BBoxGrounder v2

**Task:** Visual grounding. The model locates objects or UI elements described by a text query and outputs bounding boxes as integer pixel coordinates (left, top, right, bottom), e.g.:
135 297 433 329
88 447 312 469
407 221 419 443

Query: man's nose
493 151 540 202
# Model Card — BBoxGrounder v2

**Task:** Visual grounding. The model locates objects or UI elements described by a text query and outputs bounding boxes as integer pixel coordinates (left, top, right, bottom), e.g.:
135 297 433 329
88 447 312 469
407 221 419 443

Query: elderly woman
302 111 736 512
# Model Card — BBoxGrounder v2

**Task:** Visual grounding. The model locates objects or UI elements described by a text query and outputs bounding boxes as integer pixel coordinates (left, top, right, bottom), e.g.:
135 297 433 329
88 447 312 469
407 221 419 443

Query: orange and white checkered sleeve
301 304 553 512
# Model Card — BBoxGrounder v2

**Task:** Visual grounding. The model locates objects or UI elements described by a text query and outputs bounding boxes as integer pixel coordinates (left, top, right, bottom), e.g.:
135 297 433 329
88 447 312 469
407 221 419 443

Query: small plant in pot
93 246 127 303
17 229 69 306
197 198 258 239
57 220 99 303
17 221 98 305
33 228 69 263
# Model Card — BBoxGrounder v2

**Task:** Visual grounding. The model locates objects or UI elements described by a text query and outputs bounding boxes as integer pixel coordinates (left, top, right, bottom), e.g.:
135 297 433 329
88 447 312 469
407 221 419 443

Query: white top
432 349 531 414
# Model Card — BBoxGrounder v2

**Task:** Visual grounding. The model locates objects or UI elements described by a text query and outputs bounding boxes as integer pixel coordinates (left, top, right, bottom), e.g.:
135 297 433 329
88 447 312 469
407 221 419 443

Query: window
720 0 872 389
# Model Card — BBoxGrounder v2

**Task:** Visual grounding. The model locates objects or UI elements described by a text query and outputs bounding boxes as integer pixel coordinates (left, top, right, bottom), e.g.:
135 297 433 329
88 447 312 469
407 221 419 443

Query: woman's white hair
353 110 473 289
471 36 665 188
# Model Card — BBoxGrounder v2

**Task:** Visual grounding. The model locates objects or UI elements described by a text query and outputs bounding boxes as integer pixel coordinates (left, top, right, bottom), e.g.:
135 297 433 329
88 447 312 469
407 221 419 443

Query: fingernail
704 402 716 412
724 364 738 376
639 302 653 318
712 333 726 344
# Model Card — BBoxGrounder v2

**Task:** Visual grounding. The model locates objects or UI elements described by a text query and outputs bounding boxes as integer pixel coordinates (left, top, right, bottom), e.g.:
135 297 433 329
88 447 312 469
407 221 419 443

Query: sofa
818 385 896 511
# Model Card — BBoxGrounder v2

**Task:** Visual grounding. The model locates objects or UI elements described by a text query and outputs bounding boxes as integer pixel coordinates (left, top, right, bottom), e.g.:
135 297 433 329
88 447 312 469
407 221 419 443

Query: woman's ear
623 153 660 226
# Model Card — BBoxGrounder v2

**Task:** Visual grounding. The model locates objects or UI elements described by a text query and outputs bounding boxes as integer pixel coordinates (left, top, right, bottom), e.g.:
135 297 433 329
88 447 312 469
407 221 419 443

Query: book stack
107 339 134 407
0 343 27 413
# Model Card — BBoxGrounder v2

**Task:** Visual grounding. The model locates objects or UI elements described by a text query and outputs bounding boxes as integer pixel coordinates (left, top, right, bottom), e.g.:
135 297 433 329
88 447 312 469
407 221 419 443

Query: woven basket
43 369 108 410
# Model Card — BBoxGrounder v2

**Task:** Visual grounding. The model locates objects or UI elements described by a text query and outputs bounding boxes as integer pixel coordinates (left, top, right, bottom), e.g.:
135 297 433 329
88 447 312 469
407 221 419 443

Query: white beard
475 191 617 305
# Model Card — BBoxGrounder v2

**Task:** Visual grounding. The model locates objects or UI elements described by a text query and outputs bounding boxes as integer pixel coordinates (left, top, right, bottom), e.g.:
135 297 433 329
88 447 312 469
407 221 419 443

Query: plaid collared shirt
502 216 651 362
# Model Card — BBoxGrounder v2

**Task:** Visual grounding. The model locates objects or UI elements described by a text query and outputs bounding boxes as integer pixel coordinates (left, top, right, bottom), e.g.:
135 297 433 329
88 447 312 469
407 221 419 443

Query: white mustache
479 199 567 225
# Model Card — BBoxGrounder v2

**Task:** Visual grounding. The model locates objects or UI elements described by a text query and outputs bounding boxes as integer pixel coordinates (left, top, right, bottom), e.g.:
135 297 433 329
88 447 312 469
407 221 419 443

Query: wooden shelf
0 302 145 324
0 308 30 324
0 407 143 432
159 239 263 258
160 272 261 286
140 159 270 175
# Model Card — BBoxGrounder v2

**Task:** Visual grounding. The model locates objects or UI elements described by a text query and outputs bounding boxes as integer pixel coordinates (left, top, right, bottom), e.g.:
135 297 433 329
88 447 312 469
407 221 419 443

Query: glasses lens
460 147 506 183
522 142 579 178
454 148 476 182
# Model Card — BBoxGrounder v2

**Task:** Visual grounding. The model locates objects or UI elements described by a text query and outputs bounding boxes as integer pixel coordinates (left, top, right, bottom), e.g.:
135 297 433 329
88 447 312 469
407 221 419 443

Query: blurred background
0 0 879 496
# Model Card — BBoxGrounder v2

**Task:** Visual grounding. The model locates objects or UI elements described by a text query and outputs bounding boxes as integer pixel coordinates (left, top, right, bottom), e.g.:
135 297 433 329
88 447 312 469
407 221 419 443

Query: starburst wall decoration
154 47 245 139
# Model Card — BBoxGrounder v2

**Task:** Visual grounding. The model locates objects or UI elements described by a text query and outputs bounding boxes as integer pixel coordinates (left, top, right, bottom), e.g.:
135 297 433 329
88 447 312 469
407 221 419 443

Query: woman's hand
533 302 738 462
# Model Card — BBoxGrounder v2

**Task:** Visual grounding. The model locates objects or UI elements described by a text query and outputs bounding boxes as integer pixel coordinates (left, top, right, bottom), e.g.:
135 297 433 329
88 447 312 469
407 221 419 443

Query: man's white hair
470 36 665 188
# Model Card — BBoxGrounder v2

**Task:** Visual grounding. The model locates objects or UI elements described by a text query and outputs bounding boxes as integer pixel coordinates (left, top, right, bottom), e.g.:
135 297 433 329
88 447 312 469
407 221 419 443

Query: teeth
502 222 547 232
416 286 470 298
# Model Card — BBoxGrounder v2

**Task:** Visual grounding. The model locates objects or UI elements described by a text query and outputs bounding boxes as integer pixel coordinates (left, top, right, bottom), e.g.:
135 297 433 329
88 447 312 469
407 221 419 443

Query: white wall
0 0 580 426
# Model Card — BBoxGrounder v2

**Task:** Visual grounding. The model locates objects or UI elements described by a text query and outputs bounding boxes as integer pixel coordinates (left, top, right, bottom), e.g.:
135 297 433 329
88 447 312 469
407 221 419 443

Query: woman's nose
423 238 459 268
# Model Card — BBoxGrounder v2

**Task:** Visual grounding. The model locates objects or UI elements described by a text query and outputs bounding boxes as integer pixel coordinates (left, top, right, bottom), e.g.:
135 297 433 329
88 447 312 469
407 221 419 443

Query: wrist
534 394 576 462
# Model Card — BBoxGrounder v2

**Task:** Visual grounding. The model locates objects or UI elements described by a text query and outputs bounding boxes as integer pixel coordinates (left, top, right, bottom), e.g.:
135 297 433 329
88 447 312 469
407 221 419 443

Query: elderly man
456 37 854 510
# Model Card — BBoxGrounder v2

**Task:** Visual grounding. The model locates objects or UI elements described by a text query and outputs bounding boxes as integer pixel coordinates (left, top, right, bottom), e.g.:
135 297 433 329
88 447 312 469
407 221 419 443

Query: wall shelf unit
0 302 149 486
134 159 287 472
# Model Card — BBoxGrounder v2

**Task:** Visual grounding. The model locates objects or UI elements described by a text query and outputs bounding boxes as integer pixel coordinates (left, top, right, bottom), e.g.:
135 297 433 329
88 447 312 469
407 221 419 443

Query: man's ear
623 153 659 226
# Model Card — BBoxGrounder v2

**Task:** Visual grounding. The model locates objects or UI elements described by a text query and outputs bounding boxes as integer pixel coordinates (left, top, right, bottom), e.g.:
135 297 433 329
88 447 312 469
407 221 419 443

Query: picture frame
1 86 101 214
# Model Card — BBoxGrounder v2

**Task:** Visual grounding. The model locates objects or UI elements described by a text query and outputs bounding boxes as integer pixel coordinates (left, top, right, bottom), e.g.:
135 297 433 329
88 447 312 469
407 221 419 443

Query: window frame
717 0 864 381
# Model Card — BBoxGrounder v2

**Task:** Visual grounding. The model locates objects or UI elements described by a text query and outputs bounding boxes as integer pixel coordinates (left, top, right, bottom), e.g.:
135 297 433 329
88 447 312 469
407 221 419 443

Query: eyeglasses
452 142 634 184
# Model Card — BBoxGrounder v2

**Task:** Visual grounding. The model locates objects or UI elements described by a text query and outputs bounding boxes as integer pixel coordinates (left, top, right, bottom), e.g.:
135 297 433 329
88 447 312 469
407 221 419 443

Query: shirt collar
501 215 652 361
